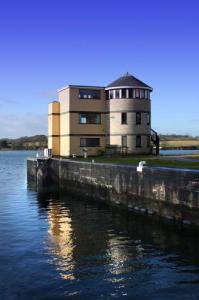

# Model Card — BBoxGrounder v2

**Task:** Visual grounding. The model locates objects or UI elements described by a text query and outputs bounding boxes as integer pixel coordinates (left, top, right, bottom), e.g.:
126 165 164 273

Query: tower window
140 89 145 99
109 90 114 99
122 89 126 98
136 112 141 125
106 90 109 100
136 135 141 148
146 112 150 125
121 112 127 124
135 89 140 98
145 90 150 99
115 89 120 99
128 88 133 98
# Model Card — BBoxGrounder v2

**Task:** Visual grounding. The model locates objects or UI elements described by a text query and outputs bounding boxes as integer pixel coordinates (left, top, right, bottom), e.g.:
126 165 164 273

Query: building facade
48 73 156 157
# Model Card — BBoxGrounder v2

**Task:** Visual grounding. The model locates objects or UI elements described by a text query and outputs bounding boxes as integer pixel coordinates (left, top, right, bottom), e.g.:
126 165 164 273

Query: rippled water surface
1 151 199 299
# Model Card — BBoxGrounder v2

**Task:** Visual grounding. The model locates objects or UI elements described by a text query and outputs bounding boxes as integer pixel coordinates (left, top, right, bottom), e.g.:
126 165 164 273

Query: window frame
115 89 120 99
109 90 114 99
136 112 141 125
146 112 150 125
79 112 101 124
136 135 141 148
140 89 145 99
135 88 140 98
78 89 101 100
121 88 127 98
128 88 133 98
121 112 127 124
80 138 100 147
121 135 127 147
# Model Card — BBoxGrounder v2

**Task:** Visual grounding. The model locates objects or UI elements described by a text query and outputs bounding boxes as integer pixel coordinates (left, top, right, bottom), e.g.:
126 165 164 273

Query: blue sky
0 0 199 138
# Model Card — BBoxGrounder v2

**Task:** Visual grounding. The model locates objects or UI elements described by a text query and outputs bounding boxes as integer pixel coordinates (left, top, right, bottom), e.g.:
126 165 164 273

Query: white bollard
137 161 146 172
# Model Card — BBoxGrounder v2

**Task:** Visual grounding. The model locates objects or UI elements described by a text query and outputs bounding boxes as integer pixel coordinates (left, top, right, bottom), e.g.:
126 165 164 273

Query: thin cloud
0 113 47 138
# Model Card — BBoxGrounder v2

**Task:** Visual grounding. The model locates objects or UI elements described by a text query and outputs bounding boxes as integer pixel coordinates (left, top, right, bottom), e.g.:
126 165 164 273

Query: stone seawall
27 158 199 227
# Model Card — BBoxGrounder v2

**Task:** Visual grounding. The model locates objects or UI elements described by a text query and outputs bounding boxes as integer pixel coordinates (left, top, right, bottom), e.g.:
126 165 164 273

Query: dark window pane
79 113 101 124
122 89 126 98
146 113 150 125
109 90 114 99
121 112 127 124
79 89 101 99
145 90 150 99
128 88 133 98
106 90 109 100
140 89 145 98
136 135 141 148
80 138 87 147
136 112 141 125
135 89 140 98
122 136 127 147
115 89 120 99
80 138 100 147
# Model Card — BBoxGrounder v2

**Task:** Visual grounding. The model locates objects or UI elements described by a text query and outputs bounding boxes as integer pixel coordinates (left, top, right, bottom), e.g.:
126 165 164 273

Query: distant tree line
159 134 199 141
0 134 199 151
0 135 47 150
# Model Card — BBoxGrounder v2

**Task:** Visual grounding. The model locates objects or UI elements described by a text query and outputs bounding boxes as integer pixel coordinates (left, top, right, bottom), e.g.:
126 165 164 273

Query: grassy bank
160 140 199 149
75 155 199 170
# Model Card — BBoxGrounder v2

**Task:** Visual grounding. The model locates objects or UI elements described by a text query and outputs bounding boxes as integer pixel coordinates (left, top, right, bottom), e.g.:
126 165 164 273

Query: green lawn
74 155 199 170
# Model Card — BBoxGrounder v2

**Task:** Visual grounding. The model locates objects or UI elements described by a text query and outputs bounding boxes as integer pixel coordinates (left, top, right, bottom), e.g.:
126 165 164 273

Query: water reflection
47 199 75 280
3 151 199 299
35 188 199 299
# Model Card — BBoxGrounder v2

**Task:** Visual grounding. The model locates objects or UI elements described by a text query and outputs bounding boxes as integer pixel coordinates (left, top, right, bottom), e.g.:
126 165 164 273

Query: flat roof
58 85 105 92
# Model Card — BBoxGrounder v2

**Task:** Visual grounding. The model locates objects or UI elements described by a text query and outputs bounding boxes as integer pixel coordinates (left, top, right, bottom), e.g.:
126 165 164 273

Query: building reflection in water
105 233 145 281
33 188 199 292
46 199 76 280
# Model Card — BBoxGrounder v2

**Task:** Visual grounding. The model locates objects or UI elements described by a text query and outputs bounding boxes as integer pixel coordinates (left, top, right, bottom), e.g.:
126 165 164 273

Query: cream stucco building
48 73 158 157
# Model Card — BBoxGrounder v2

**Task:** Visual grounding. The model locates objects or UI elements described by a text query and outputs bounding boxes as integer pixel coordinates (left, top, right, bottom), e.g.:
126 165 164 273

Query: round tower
105 72 152 154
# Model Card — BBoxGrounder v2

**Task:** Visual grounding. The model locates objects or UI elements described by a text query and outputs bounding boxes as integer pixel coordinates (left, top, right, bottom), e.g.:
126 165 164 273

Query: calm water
1 151 199 299
160 149 199 155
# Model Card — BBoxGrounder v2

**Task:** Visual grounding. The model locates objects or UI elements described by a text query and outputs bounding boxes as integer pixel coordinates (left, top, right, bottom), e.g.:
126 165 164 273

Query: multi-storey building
48 73 158 157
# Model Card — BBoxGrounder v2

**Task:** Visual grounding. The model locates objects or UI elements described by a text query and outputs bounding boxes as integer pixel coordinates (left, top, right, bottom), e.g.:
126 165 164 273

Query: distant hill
0 135 47 150
159 134 199 141
1 134 199 151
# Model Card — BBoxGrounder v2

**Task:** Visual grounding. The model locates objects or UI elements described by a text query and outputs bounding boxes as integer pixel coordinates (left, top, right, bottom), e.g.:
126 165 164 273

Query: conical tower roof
106 72 152 90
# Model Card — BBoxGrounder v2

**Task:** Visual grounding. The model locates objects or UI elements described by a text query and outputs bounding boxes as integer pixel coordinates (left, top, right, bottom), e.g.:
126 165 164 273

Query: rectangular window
122 136 127 147
122 89 126 98
80 138 100 147
136 112 141 125
146 112 150 125
135 89 140 98
128 88 133 98
136 135 141 148
79 89 101 99
79 113 101 124
106 90 109 100
145 90 150 99
109 90 114 99
140 89 145 99
115 89 120 99
121 112 127 124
